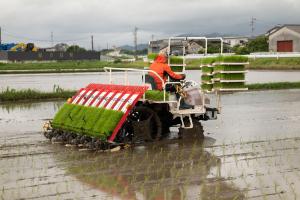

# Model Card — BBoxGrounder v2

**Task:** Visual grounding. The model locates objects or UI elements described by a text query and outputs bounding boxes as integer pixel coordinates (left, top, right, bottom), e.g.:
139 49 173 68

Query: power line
1 28 90 43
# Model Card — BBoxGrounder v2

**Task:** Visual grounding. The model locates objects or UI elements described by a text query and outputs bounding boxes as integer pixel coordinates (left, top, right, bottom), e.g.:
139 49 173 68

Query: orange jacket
149 55 183 90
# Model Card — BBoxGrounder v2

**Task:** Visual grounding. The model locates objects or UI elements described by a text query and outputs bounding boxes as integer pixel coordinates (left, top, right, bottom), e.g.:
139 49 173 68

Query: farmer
149 54 185 91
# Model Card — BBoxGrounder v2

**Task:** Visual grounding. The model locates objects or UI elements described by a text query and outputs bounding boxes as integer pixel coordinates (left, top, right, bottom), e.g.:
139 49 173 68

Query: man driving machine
149 54 186 91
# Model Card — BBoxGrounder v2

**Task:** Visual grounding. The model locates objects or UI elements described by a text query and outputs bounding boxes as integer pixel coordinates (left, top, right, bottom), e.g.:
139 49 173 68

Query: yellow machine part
10 43 38 52
10 43 26 51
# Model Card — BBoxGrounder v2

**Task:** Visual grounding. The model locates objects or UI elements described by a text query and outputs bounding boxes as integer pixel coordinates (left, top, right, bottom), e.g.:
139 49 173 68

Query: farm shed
268 24 300 52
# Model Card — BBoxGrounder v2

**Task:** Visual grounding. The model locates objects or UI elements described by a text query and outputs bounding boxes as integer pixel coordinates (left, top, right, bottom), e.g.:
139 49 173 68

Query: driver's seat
145 74 158 90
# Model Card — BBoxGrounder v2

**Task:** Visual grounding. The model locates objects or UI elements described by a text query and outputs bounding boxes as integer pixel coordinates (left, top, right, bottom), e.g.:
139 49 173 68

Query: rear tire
116 106 162 144
178 119 204 139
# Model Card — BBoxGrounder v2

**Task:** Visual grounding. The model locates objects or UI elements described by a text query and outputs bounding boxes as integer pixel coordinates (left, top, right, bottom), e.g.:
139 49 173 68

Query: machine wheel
116 106 162 144
178 119 204 139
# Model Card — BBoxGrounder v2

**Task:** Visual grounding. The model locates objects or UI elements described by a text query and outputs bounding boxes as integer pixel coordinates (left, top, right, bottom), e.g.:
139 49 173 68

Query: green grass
169 56 183 64
0 60 148 72
2 82 300 103
247 82 300 90
52 104 124 140
213 82 246 89
145 90 169 101
248 57 300 70
200 57 216 65
1 57 300 74
215 55 249 63
0 87 75 102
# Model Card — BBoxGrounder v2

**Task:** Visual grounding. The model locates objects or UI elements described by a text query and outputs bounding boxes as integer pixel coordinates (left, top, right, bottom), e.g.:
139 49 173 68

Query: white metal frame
104 67 179 102
167 36 224 57
103 67 209 129
103 36 224 129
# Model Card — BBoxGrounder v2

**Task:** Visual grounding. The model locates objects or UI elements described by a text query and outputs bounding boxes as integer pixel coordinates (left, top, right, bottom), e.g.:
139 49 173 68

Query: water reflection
56 137 245 200
0 101 64 113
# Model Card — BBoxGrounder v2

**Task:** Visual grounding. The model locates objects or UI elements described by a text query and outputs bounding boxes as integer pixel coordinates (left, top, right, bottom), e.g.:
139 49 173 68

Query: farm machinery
43 37 248 150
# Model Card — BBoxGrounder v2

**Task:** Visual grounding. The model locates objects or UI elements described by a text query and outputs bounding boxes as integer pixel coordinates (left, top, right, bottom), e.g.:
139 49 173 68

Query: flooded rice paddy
1 70 300 92
1 89 300 199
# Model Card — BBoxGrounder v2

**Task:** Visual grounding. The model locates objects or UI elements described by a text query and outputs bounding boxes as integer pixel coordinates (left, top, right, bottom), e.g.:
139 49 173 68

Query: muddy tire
178 119 204 139
116 106 162 144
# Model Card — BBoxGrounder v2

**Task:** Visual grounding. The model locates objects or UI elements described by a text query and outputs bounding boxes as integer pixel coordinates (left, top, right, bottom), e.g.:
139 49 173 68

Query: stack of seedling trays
212 56 248 92
201 64 214 92
147 54 184 72
169 56 185 73
200 58 216 93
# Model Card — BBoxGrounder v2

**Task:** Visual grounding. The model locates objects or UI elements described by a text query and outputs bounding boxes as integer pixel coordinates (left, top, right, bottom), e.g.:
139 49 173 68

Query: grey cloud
1 0 299 48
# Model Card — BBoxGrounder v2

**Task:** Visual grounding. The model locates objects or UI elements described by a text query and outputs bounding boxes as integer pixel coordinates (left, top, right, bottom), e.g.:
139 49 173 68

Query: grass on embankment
247 57 300 70
247 82 300 90
0 87 76 102
1 82 300 103
1 57 300 73
0 60 148 73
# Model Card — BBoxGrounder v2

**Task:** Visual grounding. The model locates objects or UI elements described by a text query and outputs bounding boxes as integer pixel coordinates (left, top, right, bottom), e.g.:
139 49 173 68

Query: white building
223 36 249 47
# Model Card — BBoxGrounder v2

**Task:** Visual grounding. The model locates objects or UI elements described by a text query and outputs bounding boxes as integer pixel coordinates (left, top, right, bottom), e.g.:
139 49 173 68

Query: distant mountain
119 44 148 51
177 33 237 38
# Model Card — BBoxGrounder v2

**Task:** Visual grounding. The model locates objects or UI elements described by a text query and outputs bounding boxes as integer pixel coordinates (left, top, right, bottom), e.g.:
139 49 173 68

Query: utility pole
0 26 2 45
151 34 154 41
134 27 138 60
91 35 94 51
51 31 54 47
250 17 257 38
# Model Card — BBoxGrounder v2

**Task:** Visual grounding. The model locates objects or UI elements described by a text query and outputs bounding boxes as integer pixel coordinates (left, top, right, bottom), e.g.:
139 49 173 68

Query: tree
66 45 86 53
232 35 268 55
247 36 268 52
232 45 250 55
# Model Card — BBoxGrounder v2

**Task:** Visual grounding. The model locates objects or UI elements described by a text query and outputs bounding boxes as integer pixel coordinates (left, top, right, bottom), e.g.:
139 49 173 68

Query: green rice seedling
202 66 213 74
62 104 83 131
213 73 245 80
99 110 123 136
213 82 246 89
145 90 169 101
214 65 245 72
52 103 124 139
83 107 105 135
52 103 75 128
70 106 88 134
170 65 183 72
201 75 213 82
147 53 158 61
201 84 213 91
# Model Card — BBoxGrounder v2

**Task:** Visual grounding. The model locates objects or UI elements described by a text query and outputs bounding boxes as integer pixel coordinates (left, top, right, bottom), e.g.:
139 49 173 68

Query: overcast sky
1 0 299 49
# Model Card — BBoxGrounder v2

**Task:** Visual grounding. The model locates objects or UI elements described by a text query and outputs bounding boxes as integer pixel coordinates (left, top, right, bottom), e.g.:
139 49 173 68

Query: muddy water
1 90 300 199
1 70 300 92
